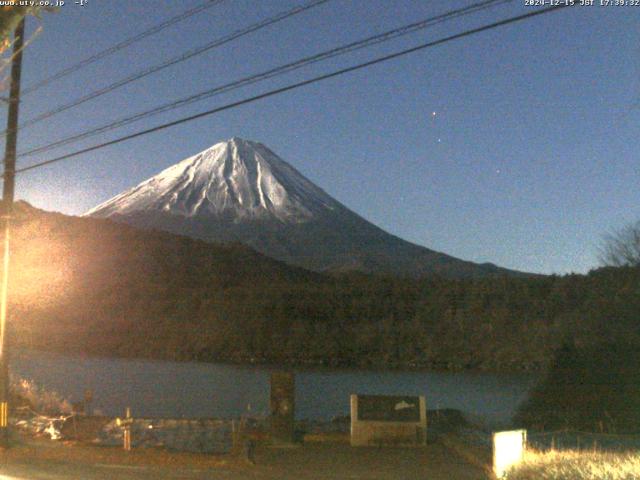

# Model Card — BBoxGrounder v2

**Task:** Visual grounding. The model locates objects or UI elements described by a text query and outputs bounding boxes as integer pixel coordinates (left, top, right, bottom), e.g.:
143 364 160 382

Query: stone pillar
270 371 295 445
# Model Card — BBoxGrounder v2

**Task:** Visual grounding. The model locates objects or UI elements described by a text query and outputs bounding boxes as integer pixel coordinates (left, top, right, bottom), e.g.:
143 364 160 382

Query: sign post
116 407 133 451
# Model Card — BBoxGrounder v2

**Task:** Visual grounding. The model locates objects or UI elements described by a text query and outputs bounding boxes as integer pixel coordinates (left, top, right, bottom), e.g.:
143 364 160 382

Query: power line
10 4 572 177
22 0 227 96
8 0 331 135
19 0 512 159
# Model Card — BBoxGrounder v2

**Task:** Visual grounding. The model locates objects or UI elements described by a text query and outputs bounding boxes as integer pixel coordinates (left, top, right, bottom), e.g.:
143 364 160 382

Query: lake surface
11 350 536 427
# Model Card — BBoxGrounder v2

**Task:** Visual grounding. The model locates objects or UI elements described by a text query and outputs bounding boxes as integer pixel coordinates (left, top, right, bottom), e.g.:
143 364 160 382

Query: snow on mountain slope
87 137 339 223
87 137 527 278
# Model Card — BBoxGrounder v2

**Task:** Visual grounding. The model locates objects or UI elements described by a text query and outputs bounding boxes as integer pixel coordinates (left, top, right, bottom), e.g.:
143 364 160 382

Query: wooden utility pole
0 17 25 448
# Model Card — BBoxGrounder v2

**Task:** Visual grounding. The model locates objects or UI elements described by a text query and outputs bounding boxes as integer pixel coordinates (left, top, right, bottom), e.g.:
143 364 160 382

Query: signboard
493 429 527 478
350 394 426 447
357 395 421 422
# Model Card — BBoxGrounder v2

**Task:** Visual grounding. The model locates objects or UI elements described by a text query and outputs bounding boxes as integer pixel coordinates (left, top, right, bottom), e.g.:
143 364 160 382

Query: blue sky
5 0 640 274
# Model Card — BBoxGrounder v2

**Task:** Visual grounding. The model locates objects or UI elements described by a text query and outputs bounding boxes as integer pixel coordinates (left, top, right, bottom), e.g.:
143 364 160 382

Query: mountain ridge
87 137 529 278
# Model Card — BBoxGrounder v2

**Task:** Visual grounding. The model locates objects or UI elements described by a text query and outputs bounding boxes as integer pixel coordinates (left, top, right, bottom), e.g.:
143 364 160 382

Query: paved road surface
0 461 242 480
0 437 488 479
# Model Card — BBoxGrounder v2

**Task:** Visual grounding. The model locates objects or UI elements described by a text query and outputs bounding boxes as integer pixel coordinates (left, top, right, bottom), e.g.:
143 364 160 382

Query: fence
527 429 640 453
459 426 640 454
96 417 235 453
12 405 262 455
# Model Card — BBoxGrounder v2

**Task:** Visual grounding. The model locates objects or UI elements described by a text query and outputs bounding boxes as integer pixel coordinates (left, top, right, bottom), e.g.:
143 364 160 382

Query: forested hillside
7 202 640 372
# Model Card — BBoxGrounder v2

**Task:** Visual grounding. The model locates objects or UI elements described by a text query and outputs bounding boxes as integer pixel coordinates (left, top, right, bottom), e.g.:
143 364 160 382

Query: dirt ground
0 432 490 480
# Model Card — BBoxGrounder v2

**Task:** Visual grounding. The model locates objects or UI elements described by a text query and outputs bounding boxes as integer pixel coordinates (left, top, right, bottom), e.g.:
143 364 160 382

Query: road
0 435 489 479
0 461 245 480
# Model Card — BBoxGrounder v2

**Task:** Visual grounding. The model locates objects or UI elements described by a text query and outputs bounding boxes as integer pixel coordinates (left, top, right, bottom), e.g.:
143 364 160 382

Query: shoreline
12 346 545 376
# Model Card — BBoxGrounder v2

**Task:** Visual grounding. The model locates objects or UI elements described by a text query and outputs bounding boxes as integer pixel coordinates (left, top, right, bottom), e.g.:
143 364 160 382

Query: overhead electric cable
19 0 511 158
22 0 227 95
9 0 331 134
9 4 572 177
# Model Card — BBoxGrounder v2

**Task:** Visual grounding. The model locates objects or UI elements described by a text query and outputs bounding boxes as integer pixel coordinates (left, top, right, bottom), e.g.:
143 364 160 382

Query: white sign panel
493 429 527 478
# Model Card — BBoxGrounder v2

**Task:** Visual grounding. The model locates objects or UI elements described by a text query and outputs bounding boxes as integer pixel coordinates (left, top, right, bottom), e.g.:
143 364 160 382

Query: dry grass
504 449 640 480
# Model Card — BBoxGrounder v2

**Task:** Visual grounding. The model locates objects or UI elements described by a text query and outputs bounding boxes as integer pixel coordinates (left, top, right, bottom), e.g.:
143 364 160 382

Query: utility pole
0 17 25 448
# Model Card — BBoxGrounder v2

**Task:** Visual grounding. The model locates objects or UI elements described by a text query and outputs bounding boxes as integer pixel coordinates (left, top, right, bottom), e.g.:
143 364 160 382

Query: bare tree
0 7 49 92
599 220 640 267
0 7 36 44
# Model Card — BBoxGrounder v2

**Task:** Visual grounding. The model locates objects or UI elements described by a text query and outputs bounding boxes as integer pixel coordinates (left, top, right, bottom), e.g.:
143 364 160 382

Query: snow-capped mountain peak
86 137 525 278
86 137 337 223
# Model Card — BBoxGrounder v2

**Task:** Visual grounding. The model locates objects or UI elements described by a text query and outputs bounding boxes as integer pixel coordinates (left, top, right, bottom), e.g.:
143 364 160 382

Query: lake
11 350 536 428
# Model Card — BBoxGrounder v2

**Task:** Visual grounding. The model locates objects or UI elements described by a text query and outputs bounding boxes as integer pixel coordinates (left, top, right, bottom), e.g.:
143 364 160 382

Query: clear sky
4 0 639 274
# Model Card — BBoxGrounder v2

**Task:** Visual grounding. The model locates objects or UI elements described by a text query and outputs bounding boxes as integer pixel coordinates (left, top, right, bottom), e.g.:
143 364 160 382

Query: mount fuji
86 137 521 278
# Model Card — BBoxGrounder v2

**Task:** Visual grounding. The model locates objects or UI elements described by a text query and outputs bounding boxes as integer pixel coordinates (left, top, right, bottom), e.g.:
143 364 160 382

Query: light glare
493 429 527 478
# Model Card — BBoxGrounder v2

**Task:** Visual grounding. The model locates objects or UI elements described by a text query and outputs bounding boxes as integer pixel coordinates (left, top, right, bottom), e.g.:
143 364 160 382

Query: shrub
10 376 72 415
505 449 640 480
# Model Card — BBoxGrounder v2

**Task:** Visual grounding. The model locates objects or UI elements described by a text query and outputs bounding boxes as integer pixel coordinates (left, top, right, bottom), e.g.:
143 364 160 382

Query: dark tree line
6 203 640 374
